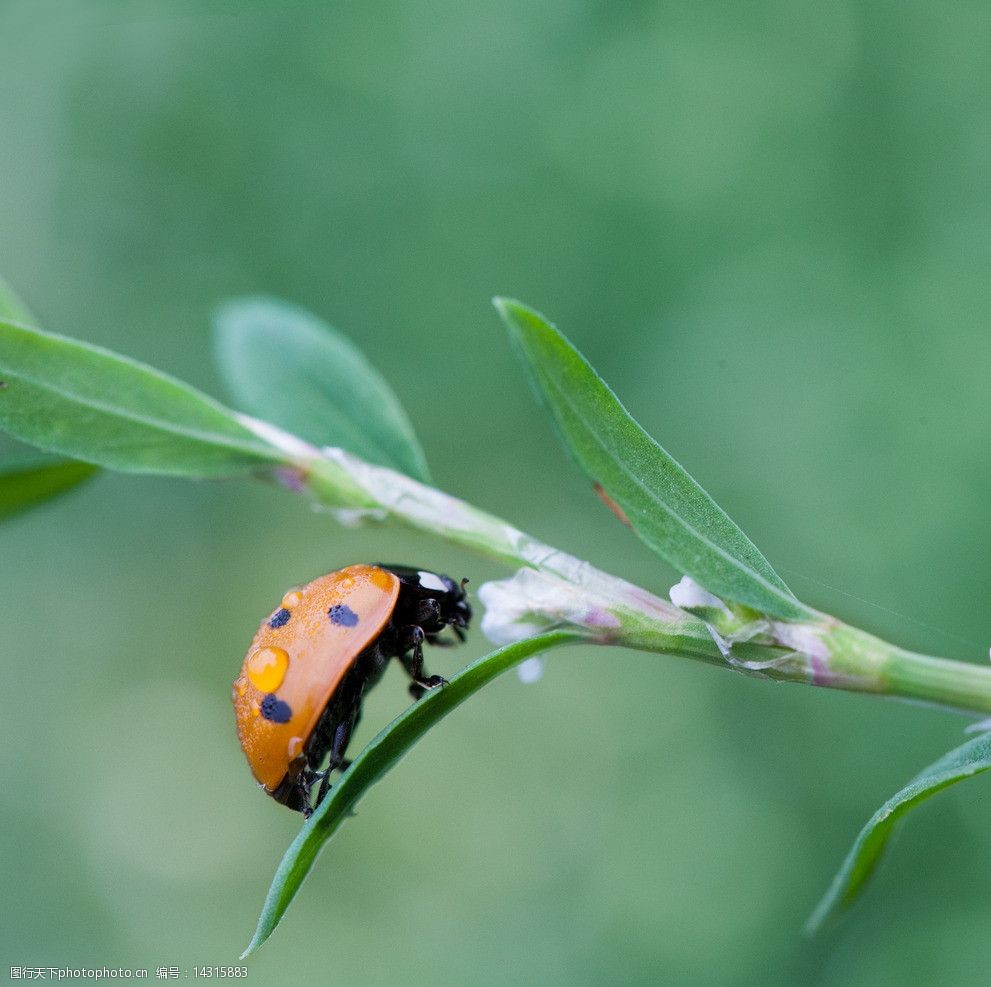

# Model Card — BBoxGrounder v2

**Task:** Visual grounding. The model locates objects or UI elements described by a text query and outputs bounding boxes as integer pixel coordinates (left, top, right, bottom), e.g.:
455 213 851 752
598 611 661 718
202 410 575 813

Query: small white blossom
669 575 731 615
478 567 620 646
517 657 545 684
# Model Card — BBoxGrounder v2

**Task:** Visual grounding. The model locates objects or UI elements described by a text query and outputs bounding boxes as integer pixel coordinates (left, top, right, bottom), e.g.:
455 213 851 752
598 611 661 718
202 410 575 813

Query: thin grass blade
807 732 991 933
243 631 576 957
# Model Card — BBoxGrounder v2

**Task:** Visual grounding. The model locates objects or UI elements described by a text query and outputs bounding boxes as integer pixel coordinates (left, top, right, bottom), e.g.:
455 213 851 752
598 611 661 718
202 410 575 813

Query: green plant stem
303 449 991 717
827 621 991 713
310 448 688 620
883 648 991 714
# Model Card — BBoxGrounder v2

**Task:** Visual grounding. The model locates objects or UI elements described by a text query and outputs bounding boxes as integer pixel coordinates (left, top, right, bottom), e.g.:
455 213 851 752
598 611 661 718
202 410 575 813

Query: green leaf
0 276 37 324
0 281 107 501
0 318 288 477
806 732 991 934
243 631 576 957
495 298 808 621
213 297 431 482
0 455 97 522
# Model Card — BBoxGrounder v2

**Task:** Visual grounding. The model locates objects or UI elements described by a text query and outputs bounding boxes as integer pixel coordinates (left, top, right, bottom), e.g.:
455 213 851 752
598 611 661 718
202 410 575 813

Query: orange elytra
233 563 471 816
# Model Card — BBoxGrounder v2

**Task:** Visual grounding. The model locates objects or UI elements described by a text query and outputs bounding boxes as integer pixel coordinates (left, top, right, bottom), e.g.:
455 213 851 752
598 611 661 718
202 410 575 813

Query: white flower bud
669 575 731 615
517 657 545 684
478 567 620 646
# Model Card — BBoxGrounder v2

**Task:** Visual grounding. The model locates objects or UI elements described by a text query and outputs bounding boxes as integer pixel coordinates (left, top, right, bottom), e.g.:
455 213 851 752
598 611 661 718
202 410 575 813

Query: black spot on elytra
328 604 359 627
260 693 292 724
268 608 291 629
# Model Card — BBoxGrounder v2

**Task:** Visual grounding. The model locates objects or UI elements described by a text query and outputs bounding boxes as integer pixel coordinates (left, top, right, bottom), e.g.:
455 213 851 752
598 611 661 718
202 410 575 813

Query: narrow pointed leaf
0 318 287 477
0 455 97 522
807 732 991 934
213 297 431 482
495 298 807 620
243 631 576 957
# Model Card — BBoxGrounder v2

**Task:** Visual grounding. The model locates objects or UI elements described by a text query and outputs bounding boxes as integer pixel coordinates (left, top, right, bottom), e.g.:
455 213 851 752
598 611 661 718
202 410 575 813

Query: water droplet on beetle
246 646 290 692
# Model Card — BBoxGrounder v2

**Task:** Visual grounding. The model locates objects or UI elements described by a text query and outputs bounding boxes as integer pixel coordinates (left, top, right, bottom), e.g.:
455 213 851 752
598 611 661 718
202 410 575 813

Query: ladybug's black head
415 569 472 638
380 564 473 640
439 574 472 640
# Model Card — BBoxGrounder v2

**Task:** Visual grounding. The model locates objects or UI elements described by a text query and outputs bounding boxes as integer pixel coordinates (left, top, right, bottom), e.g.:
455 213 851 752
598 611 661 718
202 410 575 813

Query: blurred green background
3 1 991 983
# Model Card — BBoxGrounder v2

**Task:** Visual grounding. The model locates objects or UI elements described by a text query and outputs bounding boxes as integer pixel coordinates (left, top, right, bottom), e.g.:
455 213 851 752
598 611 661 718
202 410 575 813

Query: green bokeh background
3 2 991 983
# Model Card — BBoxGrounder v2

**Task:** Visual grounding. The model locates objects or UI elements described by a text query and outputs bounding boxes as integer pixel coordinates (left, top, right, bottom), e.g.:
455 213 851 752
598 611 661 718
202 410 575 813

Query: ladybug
232 563 471 816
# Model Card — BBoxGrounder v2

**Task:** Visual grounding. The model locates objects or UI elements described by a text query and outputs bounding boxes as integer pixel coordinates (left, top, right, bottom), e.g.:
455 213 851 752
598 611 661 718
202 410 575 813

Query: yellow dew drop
246 646 290 693
281 590 303 609
287 736 304 760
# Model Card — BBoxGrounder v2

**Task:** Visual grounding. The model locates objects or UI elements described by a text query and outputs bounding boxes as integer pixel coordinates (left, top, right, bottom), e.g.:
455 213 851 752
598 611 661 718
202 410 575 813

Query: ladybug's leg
313 774 330 809
314 703 361 808
286 761 322 817
397 624 447 699
416 597 467 645
298 780 315 819
413 598 443 632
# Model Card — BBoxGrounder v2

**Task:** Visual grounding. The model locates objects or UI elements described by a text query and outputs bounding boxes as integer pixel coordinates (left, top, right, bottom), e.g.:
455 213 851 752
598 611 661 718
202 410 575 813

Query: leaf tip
490 295 515 321
803 893 838 938
492 296 542 331
241 912 276 959
211 295 292 351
